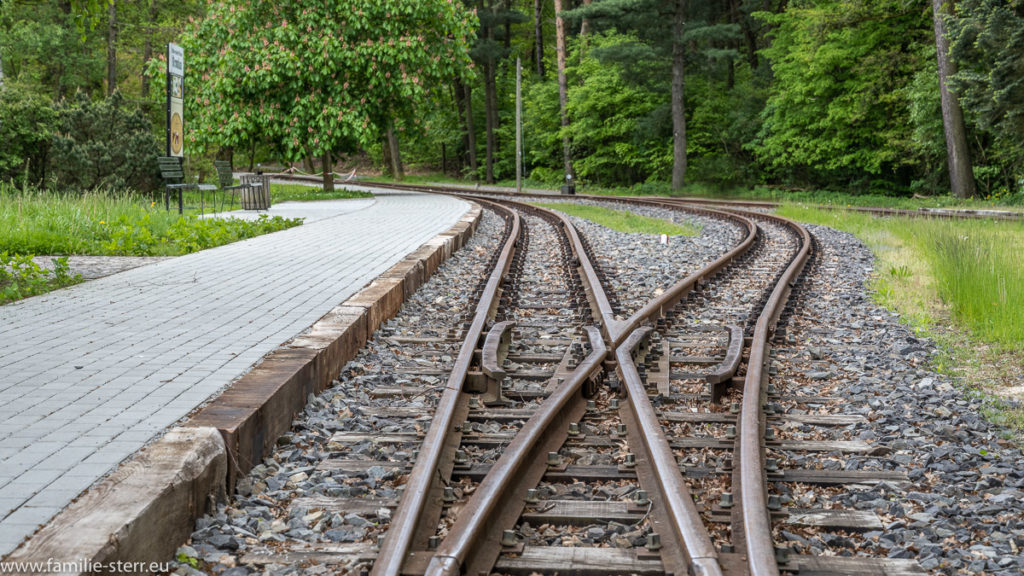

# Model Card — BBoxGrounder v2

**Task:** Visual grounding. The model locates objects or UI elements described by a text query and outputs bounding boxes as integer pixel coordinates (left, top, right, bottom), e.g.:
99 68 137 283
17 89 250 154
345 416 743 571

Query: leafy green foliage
0 83 58 184
49 92 162 192
565 33 669 185
0 253 81 304
182 0 477 162
753 0 933 191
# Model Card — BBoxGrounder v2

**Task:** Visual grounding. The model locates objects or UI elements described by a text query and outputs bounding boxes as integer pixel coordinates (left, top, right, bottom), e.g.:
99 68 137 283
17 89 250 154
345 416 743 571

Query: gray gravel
770 225 1024 575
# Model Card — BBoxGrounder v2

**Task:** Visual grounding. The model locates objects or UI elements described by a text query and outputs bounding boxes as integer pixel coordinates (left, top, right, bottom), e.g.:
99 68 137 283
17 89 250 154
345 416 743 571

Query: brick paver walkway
0 189 469 556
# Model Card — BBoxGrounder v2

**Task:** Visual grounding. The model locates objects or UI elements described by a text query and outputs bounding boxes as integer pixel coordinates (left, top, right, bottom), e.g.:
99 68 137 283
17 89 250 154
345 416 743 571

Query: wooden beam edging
186 203 482 489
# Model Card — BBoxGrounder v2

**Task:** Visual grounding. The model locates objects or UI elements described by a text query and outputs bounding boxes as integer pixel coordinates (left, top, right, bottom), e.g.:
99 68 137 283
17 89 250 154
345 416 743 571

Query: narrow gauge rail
224 177 933 575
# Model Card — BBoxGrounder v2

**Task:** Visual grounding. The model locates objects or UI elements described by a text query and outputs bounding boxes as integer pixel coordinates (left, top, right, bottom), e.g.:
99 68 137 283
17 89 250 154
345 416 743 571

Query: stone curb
3 427 227 576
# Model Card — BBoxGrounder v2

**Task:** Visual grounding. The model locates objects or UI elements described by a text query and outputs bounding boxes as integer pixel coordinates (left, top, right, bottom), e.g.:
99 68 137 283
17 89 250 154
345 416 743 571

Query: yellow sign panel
170 110 183 156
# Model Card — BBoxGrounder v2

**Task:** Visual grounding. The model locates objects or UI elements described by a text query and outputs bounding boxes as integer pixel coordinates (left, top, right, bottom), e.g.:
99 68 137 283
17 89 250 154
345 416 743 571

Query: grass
777 204 1024 438
0 184 303 258
532 202 699 236
269 183 373 203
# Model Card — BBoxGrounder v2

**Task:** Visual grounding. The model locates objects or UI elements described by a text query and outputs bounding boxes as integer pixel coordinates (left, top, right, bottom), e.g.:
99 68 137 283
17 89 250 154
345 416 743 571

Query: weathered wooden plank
368 386 436 397
494 546 664 575
775 440 872 453
521 500 646 525
787 509 882 530
291 496 397 515
786 555 925 575
358 406 433 419
778 414 866 426
240 543 376 566
507 353 565 362
669 355 721 365
778 469 908 485
315 459 407 473
327 432 421 448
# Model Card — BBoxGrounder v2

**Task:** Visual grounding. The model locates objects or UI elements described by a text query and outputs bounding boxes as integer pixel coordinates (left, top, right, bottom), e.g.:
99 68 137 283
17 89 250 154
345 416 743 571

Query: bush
0 84 58 185
49 91 162 192
0 252 81 304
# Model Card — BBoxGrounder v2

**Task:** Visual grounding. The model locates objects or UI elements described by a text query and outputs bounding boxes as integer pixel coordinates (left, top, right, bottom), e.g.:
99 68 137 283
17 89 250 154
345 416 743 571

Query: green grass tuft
269 183 373 202
0 183 303 258
532 202 698 236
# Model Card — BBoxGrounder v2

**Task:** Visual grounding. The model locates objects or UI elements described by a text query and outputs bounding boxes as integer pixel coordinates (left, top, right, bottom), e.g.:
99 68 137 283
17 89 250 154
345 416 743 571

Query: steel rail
610 203 757 347
733 211 813 576
370 199 521 576
500 197 620 342
425 326 606 576
616 327 723 576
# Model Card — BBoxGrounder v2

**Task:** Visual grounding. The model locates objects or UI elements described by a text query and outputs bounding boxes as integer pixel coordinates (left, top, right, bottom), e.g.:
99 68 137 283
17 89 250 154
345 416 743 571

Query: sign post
167 43 185 157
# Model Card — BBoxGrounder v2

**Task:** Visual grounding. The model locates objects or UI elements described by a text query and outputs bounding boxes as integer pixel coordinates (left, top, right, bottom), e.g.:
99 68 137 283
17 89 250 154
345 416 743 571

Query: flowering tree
183 0 476 189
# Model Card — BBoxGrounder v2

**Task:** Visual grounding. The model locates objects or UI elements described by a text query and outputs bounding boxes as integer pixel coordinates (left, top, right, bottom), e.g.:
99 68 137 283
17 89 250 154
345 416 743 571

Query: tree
931 0 975 198
946 0 1024 194
567 0 740 189
184 0 476 190
554 0 574 181
753 0 933 191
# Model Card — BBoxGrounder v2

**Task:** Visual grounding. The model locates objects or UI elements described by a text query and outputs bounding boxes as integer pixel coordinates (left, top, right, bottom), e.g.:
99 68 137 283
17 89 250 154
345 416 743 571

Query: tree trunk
387 124 404 181
671 0 688 189
580 0 592 37
323 148 335 192
464 82 479 178
932 0 975 199
484 59 498 184
141 1 155 99
534 0 545 77
248 139 257 171
0 52 5 88
554 0 574 179
106 0 117 96
483 1 498 184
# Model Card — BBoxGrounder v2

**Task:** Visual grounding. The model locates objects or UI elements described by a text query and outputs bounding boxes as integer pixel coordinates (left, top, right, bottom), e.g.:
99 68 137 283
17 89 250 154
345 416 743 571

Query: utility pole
516 57 523 194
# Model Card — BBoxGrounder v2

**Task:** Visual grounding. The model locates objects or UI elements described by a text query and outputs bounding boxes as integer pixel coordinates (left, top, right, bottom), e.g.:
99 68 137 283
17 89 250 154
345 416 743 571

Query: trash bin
240 174 271 210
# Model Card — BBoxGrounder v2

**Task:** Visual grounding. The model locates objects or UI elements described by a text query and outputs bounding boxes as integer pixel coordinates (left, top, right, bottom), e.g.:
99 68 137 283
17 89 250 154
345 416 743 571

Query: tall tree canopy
753 0 933 191
183 0 476 185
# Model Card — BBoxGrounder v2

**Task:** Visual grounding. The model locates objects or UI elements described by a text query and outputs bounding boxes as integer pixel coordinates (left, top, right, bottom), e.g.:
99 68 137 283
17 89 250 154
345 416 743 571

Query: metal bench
157 156 216 215
213 160 249 212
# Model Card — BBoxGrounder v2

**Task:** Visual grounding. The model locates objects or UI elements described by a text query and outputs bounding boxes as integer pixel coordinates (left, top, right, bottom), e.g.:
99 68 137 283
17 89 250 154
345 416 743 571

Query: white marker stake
660 233 668 245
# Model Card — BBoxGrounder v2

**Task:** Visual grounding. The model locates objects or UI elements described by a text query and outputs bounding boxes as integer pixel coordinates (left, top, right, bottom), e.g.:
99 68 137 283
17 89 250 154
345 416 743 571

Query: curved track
221 177 935 575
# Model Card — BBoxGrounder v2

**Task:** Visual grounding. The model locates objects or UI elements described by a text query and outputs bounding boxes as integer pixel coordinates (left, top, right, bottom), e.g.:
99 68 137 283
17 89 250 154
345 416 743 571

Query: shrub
49 91 161 192
0 252 81 304
0 84 58 185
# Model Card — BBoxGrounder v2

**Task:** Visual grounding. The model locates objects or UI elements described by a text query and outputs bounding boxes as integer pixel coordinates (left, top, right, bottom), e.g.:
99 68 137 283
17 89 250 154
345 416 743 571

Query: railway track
182 184 975 575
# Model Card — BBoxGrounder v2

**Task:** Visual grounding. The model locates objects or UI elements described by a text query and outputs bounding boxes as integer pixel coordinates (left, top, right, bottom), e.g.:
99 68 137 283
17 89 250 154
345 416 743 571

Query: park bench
213 160 251 212
157 156 215 215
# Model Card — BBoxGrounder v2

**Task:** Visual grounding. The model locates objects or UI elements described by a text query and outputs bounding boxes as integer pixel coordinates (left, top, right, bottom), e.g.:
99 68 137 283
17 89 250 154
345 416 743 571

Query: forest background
1 0 1023 202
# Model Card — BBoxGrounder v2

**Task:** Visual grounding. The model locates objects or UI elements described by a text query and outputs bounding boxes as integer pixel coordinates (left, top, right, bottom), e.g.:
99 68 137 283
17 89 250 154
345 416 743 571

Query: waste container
240 173 271 210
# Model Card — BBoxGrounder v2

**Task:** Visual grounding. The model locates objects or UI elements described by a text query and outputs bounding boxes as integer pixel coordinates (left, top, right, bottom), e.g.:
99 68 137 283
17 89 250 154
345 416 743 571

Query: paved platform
0 189 470 557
